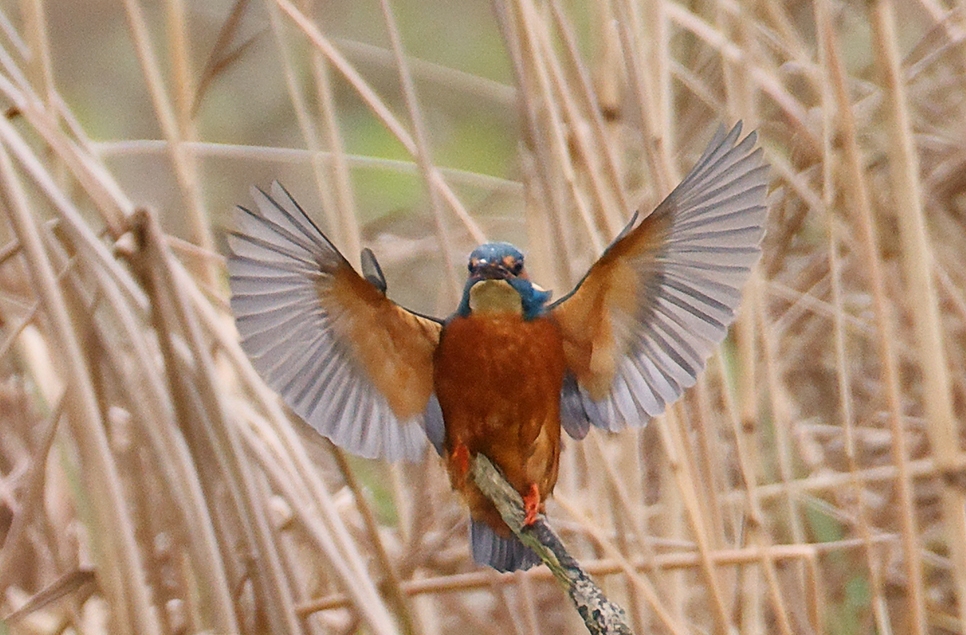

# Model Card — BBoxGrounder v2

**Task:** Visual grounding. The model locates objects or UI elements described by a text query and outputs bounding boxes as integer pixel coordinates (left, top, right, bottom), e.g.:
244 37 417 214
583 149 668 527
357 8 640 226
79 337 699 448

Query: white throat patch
469 280 523 315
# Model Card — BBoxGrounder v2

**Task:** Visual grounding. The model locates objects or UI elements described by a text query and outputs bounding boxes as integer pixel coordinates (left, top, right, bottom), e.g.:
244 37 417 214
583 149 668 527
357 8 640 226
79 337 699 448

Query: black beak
471 261 511 281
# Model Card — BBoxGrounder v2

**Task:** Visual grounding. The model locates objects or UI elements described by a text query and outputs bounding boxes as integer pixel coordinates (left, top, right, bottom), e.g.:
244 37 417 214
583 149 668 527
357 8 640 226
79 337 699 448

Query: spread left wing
551 122 768 437
227 182 441 460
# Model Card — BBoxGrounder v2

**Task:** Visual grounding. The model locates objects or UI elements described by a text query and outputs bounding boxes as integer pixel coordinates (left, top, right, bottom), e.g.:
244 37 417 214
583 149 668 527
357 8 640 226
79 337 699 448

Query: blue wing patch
559 373 592 440
424 393 445 456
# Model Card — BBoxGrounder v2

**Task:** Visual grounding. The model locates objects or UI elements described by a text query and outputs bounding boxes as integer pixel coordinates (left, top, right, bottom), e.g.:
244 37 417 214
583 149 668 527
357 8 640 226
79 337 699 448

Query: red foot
523 484 540 526
452 443 470 480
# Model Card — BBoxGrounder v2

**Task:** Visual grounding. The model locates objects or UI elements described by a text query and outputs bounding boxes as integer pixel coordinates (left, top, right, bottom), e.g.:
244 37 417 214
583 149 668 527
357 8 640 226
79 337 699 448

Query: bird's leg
523 483 540 526
451 442 471 484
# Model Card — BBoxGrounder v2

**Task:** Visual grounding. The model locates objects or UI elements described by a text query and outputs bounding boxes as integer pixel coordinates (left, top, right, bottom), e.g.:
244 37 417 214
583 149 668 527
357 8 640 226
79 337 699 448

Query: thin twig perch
470 454 635 635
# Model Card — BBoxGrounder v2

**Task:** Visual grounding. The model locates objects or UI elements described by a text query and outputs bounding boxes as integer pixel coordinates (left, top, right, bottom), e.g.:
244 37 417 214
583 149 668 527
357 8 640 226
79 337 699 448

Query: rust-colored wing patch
326 266 439 420
552 215 670 400
552 122 768 432
228 182 441 460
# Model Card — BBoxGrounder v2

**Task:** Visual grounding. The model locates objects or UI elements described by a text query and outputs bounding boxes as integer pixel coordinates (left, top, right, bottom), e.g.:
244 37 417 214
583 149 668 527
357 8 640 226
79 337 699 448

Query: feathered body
227 123 770 572
435 298 567 536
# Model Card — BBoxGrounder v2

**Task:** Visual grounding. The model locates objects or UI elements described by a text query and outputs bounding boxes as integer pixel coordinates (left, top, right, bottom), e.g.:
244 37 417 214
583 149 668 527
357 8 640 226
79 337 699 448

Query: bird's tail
470 519 540 572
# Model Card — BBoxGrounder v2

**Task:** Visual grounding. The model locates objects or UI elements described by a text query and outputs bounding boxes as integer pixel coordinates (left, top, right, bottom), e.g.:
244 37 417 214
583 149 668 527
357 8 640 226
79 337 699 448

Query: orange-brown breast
433 313 567 536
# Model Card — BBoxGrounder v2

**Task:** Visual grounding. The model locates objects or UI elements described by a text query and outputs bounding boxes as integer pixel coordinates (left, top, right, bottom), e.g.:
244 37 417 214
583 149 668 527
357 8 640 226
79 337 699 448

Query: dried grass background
0 0 964 634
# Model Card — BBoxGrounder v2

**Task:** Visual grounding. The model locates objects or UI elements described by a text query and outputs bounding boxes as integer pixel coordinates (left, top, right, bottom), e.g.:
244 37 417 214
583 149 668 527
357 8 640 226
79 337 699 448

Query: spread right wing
551 123 768 436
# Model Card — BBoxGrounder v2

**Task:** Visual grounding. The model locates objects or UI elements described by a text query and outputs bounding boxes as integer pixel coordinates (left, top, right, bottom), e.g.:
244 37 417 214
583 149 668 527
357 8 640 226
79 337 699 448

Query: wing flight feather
552 122 768 433
228 182 441 460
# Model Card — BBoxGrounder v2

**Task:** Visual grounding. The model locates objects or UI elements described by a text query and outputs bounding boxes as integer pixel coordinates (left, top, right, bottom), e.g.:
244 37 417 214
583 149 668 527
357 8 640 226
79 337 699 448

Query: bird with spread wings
227 122 768 571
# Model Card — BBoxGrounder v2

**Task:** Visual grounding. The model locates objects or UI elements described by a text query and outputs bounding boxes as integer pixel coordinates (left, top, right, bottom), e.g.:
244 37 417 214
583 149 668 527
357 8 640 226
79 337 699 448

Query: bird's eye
468 258 477 273
511 260 524 275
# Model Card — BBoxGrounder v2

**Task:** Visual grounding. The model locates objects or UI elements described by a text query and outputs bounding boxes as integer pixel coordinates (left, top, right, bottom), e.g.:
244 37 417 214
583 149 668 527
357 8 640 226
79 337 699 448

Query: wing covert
227 182 441 460
551 122 768 433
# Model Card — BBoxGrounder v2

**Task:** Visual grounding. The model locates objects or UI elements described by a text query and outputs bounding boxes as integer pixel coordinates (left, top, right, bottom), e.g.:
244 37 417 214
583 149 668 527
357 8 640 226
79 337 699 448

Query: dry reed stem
98 309 239 633
0 395 63 593
121 0 213 285
274 0 487 252
378 0 462 302
0 143 160 634
826 117 891 635
331 447 421 635
817 2 927 634
872 2 966 629
164 0 195 142
265 1 342 245
609 0 673 193
548 0 630 235
93 139 522 194
493 1 573 288
0 97 138 298
310 46 362 269
188 280 403 634
654 406 731 634
21 0 54 105
299 536 887 609
515 0 606 255
333 37 516 107
132 209 306 634
492 0 580 290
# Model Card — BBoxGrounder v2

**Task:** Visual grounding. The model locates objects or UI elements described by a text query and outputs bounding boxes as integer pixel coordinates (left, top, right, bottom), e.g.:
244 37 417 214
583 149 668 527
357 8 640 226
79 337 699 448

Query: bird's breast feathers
434 312 567 432
434 311 566 497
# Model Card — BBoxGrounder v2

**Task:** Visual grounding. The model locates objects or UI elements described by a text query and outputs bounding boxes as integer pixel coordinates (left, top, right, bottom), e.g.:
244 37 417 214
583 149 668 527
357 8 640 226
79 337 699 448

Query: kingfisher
227 123 768 572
